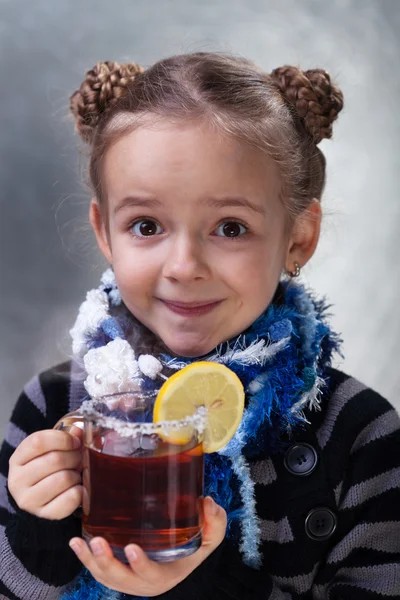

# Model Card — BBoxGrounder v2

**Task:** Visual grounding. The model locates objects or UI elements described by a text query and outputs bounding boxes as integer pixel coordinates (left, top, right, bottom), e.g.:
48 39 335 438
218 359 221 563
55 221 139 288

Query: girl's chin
162 335 220 359
164 344 214 359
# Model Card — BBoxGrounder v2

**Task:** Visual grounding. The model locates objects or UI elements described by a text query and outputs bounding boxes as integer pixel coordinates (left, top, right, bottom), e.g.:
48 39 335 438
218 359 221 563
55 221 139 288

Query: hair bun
70 60 144 143
270 65 344 144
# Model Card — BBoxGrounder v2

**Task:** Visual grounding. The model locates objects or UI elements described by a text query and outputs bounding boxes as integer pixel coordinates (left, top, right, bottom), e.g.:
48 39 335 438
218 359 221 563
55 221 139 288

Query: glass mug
54 390 206 562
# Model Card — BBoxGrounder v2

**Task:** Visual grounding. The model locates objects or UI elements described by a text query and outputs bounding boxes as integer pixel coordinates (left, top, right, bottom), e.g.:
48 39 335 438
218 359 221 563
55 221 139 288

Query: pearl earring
287 262 301 278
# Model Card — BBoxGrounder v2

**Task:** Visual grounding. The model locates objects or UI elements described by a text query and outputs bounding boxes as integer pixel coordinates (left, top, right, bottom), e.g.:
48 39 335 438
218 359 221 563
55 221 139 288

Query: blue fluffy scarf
62 280 341 600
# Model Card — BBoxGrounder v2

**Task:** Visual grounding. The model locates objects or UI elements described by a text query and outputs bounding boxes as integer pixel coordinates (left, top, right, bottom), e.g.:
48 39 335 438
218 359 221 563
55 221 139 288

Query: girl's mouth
159 299 223 317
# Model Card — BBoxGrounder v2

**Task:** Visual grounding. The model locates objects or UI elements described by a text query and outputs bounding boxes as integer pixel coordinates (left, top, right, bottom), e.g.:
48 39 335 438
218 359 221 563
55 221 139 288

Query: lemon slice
153 362 245 453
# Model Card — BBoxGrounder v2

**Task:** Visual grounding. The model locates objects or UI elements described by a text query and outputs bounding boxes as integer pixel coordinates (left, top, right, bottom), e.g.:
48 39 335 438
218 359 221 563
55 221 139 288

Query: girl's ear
89 199 113 264
285 199 322 272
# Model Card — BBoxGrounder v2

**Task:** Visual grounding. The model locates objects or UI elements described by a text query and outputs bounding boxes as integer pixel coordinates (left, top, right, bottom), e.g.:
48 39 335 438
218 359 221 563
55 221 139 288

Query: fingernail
207 497 218 516
69 540 81 555
125 545 138 562
72 436 81 449
90 540 104 556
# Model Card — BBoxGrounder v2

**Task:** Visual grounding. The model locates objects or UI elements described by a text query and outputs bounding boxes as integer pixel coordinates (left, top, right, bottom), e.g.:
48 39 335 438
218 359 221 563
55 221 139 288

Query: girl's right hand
8 428 83 520
68 496 227 597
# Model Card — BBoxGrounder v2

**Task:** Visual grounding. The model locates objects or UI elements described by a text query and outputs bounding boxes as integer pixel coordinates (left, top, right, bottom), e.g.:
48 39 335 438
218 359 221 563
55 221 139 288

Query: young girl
1 52 399 600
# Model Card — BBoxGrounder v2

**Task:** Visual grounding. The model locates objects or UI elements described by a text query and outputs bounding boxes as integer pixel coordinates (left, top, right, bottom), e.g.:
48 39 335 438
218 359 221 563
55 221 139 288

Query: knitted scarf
62 272 341 600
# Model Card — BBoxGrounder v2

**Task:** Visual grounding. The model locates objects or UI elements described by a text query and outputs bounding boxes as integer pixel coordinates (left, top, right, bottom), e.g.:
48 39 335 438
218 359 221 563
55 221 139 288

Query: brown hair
70 52 343 219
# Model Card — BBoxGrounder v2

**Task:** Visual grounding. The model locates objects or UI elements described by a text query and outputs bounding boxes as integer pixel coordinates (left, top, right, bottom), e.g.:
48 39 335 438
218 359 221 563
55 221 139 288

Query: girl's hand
69 496 227 597
8 427 83 519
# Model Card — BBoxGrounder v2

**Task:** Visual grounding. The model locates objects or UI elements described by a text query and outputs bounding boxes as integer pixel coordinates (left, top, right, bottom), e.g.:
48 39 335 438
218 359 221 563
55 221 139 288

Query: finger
11 430 81 466
16 449 82 488
29 469 82 506
69 538 102 576
124 543 165 584
70 537 133 589
89 537 134 584
37 484 83 520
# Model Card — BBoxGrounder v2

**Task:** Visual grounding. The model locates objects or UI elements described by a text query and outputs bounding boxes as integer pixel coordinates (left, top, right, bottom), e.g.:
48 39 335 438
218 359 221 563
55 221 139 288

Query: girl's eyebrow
207 197 266 216
114 196 162 214
114 195 266 216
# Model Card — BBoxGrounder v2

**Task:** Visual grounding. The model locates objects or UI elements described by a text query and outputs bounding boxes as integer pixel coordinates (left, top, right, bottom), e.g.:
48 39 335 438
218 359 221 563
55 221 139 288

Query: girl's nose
162 236 211 283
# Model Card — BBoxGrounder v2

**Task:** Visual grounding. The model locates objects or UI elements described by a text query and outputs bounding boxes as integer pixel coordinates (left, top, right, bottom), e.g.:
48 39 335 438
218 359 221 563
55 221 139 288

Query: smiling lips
160 299 223 317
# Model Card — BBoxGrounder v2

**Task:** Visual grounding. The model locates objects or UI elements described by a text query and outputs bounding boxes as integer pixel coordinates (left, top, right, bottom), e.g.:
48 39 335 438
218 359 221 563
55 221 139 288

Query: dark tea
82 436 204 561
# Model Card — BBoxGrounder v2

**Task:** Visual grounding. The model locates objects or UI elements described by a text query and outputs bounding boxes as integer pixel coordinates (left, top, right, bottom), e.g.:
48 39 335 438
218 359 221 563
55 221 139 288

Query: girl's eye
215 221 247 238
131 219 163 237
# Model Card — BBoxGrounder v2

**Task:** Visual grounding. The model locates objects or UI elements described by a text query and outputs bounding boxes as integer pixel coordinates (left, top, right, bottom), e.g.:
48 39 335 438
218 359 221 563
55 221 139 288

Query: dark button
305 508 337 541
284 443 318 476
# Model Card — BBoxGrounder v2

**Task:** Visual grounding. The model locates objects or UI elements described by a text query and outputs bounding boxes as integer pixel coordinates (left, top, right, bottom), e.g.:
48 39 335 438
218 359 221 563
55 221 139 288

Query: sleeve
0 364 83 600
155 539 273 600
157 387 400 600
309 391 400 600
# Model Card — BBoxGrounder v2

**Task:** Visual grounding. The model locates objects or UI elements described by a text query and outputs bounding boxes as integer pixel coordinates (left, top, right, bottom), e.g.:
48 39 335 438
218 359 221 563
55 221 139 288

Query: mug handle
53 410 85 433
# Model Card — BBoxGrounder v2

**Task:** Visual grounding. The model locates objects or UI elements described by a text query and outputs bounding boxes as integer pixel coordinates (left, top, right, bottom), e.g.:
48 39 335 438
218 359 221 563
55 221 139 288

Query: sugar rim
79 398 207 438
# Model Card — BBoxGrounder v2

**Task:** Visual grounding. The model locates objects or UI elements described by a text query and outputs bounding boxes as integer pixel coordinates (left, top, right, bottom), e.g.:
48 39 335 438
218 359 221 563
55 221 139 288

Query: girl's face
91 119 318 357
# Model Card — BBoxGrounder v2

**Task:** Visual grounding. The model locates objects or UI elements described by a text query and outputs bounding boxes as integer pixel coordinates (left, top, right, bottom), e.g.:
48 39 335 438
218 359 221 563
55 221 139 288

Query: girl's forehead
103 120 282 200
105 119 249 166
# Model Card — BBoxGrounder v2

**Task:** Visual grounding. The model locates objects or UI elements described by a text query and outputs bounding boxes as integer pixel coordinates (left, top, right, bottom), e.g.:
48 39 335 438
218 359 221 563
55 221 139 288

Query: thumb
179 496 226 572
69 425 84 472
201 496 227 550
164 497 227 581
69 424 84 445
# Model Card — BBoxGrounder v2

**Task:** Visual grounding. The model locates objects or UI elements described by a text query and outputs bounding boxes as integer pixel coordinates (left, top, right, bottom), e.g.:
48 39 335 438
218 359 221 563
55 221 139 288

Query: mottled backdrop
1 0 399 434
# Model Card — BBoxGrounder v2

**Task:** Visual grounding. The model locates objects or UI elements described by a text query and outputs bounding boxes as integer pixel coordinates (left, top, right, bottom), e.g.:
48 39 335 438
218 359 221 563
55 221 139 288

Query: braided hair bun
70 60 144 143
270 66 344 144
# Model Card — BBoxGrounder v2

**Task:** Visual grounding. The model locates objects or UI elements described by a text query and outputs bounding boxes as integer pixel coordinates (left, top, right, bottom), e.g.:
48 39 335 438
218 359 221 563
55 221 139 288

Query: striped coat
1 362 399 599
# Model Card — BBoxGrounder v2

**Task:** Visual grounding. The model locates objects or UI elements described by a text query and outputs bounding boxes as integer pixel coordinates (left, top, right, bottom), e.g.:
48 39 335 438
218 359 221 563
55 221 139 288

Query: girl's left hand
69 496 227 597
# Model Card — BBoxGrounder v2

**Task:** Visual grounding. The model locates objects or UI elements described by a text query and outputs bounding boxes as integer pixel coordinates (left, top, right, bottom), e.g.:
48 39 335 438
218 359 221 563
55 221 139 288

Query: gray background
1 0 399 436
